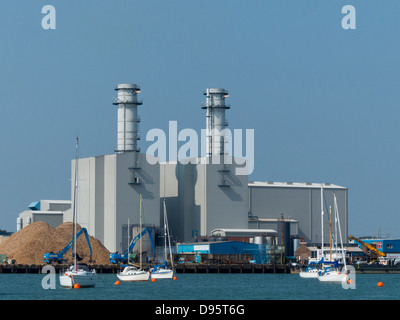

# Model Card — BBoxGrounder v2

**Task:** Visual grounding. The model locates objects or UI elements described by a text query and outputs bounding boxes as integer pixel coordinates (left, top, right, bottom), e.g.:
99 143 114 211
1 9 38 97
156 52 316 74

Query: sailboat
117 194 150 281
318 192 348 283
60 137 97 288
299 262 322 278
300 186 327 278
150 199 174 280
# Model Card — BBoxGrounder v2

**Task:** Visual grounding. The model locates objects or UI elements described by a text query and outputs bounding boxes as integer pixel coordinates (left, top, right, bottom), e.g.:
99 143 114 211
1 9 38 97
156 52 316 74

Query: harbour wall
1 263 399 274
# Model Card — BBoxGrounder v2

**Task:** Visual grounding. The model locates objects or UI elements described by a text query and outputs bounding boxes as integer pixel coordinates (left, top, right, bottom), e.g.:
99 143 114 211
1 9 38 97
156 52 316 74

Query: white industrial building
69 151 160 253
17 200 71 230
17 84 348 254
160 88 249 242
69 84 160 253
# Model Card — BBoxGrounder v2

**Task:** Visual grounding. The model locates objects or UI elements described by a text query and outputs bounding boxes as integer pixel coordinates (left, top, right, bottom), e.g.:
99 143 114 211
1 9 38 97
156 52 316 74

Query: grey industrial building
17 84 348 255
247 181 348 244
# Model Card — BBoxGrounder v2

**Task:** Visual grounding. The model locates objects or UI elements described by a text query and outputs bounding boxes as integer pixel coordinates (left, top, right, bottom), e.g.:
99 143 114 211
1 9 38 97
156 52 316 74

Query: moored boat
317 265 348 283
318 193 348 284
59 138 97 289
299 262 321 278
150 199 175 280
60 263 97 288
116 194 150 282
151 262 174 279
117 266 150 281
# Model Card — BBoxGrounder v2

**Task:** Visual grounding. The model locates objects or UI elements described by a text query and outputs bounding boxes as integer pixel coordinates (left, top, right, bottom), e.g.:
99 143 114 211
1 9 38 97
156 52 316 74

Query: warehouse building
17 200 71 230
248 181 348 244
352 238 400 262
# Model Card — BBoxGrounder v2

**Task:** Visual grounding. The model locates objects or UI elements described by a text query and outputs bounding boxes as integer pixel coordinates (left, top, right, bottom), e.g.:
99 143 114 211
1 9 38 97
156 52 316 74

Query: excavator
349 235 386 258
44 227 93 264
109 227 156 264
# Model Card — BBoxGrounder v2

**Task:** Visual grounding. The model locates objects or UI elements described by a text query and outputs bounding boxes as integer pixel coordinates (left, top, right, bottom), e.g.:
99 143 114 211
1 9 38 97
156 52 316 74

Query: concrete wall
161 156 248 243
204 157 248 236
19 211 64 229
72 152 160 253
40 200 71 212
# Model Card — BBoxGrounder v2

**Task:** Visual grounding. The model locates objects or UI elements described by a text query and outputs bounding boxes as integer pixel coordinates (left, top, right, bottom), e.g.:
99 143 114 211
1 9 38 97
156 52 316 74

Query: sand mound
0 221 111 265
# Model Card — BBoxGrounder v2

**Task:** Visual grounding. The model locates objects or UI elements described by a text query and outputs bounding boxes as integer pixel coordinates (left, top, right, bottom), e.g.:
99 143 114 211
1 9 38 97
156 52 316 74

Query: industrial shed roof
249 181 347 189
210 228 277 237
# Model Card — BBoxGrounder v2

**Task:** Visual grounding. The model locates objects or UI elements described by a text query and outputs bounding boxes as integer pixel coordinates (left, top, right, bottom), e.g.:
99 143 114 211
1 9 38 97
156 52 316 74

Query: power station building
69 84 160 253
18 84 348 255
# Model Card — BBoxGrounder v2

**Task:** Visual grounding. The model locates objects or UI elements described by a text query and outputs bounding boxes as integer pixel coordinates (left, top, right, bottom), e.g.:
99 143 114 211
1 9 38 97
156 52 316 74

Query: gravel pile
0 221 111 265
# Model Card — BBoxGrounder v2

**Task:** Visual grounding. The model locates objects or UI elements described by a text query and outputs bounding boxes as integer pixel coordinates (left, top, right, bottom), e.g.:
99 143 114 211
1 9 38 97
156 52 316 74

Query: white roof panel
248 181 346 189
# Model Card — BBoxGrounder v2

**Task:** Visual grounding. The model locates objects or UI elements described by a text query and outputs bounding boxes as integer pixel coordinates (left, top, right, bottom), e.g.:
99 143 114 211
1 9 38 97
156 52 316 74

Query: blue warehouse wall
178 241 267 255
360 239 400 254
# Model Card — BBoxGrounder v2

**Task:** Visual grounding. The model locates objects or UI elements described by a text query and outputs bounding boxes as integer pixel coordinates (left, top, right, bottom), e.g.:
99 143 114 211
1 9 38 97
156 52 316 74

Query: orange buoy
172 276 177 280
377 282 383 287
151 278 156 282
347 279 353 284
115 281 121 285
73 283 81 289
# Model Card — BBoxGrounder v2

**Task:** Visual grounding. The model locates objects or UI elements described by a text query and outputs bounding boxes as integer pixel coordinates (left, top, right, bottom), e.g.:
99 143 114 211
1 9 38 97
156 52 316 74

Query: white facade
18 200 71 230
71 152 160 252
161 156 248 243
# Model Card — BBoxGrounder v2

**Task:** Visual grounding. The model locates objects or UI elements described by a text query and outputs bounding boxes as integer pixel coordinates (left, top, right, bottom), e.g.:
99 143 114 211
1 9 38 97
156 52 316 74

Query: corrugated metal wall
248 185 348 244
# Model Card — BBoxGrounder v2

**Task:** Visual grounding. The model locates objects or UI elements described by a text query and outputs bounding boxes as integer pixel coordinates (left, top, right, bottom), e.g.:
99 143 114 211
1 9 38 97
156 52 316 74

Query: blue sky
1 1 400 237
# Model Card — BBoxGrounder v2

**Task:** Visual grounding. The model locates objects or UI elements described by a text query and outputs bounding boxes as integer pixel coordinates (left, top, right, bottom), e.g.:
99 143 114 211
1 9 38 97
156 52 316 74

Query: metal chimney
202 88 230 157
113 84 142 153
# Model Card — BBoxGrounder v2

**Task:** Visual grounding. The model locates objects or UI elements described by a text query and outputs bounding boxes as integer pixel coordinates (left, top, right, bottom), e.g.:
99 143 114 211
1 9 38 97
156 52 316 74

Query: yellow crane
349 235 386 257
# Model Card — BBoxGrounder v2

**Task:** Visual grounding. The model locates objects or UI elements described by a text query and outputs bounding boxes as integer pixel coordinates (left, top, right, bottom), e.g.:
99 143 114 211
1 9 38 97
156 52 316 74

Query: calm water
0 273 399 300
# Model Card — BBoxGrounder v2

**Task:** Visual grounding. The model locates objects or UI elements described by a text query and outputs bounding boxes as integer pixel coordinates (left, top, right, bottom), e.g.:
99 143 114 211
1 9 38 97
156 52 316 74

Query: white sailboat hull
151 268 174 279
318 272 348 283
299 271 320 278
117 267 150 281
60 270 97 288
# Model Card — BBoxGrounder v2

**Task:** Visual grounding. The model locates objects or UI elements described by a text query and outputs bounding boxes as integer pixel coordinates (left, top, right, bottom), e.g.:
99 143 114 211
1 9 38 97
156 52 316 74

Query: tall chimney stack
202 88 230 158
113 84 142 153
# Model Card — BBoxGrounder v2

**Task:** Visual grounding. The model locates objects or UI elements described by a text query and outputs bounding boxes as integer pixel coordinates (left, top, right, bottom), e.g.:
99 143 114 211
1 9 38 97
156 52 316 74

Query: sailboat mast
163 199 167 262
139 194 142 269
321 185 324 260
334 193 347 270
73 137 79 271
127 218 130 263
329 205 332 262
166 205 173 268
163 198 174 268
334 203 338 257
